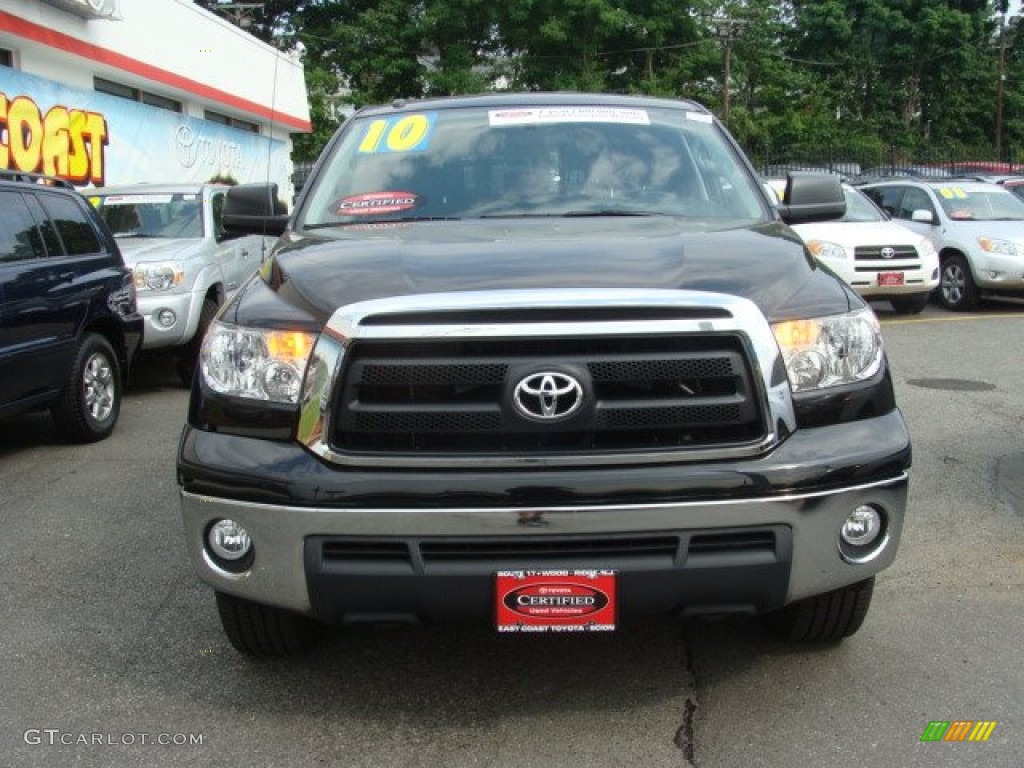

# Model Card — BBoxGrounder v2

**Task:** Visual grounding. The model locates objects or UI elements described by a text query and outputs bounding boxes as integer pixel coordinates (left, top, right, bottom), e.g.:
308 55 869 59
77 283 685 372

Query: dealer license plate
495 569 616 633
878 271 905 287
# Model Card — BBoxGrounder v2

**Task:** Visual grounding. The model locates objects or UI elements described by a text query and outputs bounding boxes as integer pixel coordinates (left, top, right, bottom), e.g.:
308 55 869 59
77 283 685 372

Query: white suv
90 183 270 383
767 181 939 314
858 179 1024 310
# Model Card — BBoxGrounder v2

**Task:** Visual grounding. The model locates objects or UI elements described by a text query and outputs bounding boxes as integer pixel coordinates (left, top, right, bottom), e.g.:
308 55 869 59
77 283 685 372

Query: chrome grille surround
296 289 796 468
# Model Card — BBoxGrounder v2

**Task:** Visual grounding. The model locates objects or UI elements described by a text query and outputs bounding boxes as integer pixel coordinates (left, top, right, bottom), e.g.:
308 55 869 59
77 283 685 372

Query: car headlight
772 308 884 392
134 262 185 292
805 240 848 260
917 238 938 260
201 321 317 403
977 237 1021 257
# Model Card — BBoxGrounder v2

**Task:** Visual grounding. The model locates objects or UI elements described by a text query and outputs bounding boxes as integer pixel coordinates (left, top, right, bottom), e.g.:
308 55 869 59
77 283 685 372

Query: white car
858 178 1024 310
768 180 939 314
90 183 271 383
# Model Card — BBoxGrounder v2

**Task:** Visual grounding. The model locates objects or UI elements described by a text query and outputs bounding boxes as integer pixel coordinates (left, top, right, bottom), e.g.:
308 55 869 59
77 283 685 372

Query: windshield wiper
305 216 460 229
478 210 666 219
562 209 666 217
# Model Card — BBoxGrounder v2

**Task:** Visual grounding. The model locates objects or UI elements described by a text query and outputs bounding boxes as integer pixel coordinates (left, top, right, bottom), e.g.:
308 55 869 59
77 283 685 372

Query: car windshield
299 104 767 229
931 184 1024 221
841 187 886 223
94 193 203 238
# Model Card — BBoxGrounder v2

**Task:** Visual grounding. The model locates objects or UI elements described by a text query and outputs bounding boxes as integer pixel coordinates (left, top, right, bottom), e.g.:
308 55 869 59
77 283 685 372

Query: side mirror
776 172 846 224
223 183 289 237
911 209 934 224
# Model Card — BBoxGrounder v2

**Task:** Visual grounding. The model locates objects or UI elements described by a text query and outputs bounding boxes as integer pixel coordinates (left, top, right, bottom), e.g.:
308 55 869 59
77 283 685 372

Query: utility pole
213 3 264 29
996 8 1007 160
708 14 749 127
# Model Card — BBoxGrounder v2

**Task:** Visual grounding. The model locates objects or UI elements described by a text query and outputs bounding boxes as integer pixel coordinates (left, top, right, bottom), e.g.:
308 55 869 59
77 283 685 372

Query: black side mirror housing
776 172 846 224
223 183 289 237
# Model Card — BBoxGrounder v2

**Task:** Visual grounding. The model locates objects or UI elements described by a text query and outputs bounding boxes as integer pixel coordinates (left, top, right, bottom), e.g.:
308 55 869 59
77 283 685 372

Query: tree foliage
195 0 1024 164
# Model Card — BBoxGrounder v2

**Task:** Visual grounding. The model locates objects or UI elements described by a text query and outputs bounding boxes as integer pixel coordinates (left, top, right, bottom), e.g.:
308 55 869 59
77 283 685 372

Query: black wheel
889 293 930 315
51 333 122 443
177 297 219 387
938 254 979 311
764 577 874 643
215 591 322 656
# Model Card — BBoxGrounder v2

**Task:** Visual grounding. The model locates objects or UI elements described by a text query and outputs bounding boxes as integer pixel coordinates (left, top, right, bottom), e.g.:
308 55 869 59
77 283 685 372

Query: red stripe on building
0 10 311 132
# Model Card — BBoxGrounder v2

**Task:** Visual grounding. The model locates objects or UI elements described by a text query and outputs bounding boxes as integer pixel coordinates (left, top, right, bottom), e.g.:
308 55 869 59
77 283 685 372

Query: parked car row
768 169 1024 312
857 177 1024 310
5 160 1024 447
1 172 271 442
765 179 939 314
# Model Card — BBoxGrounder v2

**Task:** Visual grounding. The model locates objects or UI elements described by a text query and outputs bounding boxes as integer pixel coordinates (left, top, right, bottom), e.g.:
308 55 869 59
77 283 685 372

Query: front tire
51 333 122 443
764 577 875 643
890 293 930 315
177 297 219 387
939 254 980 311
215 592 322 656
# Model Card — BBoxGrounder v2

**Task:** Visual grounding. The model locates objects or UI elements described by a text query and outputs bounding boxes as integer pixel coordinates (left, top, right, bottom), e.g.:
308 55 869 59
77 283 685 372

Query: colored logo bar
920 721 997 742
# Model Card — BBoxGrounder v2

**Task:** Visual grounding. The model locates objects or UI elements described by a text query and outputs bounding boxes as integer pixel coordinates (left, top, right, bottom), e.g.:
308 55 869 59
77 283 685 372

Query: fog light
841 506 882 547
208 519 252 561
157 308 176 328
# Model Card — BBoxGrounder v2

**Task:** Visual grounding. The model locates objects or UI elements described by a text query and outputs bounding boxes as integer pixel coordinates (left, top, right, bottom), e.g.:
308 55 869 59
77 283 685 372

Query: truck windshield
94 193 203 239
299 104 767 229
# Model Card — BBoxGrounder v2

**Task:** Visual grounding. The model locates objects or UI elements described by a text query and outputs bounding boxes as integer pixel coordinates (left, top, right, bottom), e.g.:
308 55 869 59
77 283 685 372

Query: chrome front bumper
181 472 908 617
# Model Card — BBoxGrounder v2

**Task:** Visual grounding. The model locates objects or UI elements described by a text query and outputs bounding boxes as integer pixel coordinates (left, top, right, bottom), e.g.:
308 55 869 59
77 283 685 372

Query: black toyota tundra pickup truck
176 93 911 655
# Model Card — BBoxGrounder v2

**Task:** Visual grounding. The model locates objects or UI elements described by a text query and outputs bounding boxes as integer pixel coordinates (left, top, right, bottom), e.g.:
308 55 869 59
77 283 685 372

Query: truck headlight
134 262 185 292
201 321 317 403
805 240 848 260
772 307 883 392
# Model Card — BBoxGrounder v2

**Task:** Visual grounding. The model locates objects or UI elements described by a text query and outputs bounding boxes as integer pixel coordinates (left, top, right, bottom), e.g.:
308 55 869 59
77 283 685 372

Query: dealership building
0 0 310 201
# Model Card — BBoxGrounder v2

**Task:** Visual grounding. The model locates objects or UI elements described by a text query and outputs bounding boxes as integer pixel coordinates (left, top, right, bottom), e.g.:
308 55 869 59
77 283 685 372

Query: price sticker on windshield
358 113 437 154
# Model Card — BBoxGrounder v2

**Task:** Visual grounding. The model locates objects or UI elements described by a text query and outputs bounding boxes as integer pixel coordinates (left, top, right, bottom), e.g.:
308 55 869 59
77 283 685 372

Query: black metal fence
746 141 1024 180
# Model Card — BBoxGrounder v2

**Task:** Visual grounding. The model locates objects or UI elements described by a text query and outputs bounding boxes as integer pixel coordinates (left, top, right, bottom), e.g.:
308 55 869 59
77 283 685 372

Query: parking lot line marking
881 312 1024 326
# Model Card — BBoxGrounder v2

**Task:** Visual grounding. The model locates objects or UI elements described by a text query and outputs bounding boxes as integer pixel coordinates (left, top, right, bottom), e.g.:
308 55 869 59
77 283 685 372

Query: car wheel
177 297 219 387
51 333 122 443
215 591 322 656
889 293 930 314
939 254 979 311
763 577 874 643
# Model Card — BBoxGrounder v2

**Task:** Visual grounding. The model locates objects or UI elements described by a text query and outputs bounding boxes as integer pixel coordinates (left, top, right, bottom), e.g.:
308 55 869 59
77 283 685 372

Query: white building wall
0 0 309 198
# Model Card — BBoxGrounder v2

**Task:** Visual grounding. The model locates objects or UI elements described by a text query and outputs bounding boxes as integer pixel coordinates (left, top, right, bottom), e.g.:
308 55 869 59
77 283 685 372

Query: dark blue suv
0 171 143 442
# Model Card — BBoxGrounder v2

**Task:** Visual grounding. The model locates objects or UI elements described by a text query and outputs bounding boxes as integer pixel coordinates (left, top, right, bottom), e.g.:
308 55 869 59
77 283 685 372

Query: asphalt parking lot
1 301 1022 767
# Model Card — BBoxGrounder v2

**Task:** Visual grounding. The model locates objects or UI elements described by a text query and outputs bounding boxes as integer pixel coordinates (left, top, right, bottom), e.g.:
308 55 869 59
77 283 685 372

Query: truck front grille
329 335 764 456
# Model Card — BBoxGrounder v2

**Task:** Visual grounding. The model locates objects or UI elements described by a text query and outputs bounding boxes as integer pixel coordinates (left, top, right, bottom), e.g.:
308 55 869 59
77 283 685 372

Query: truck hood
231 218 855 328
114 238 203 267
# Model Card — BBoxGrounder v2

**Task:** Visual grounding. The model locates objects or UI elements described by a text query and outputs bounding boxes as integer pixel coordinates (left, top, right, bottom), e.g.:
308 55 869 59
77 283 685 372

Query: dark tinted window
211 191 225 239
863 186 905 218
0 190 45 262
38 194 102 255
23 194 63 256
900 188 934 220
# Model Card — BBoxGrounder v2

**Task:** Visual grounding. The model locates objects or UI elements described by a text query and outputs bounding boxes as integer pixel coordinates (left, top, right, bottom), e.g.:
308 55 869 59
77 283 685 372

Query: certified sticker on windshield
335 191 421 216
495 569 616 632
488 107 650 127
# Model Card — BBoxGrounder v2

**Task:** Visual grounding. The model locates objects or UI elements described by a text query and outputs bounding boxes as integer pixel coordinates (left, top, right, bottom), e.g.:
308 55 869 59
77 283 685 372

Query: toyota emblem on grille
880 247 896 259
513 372 584 421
